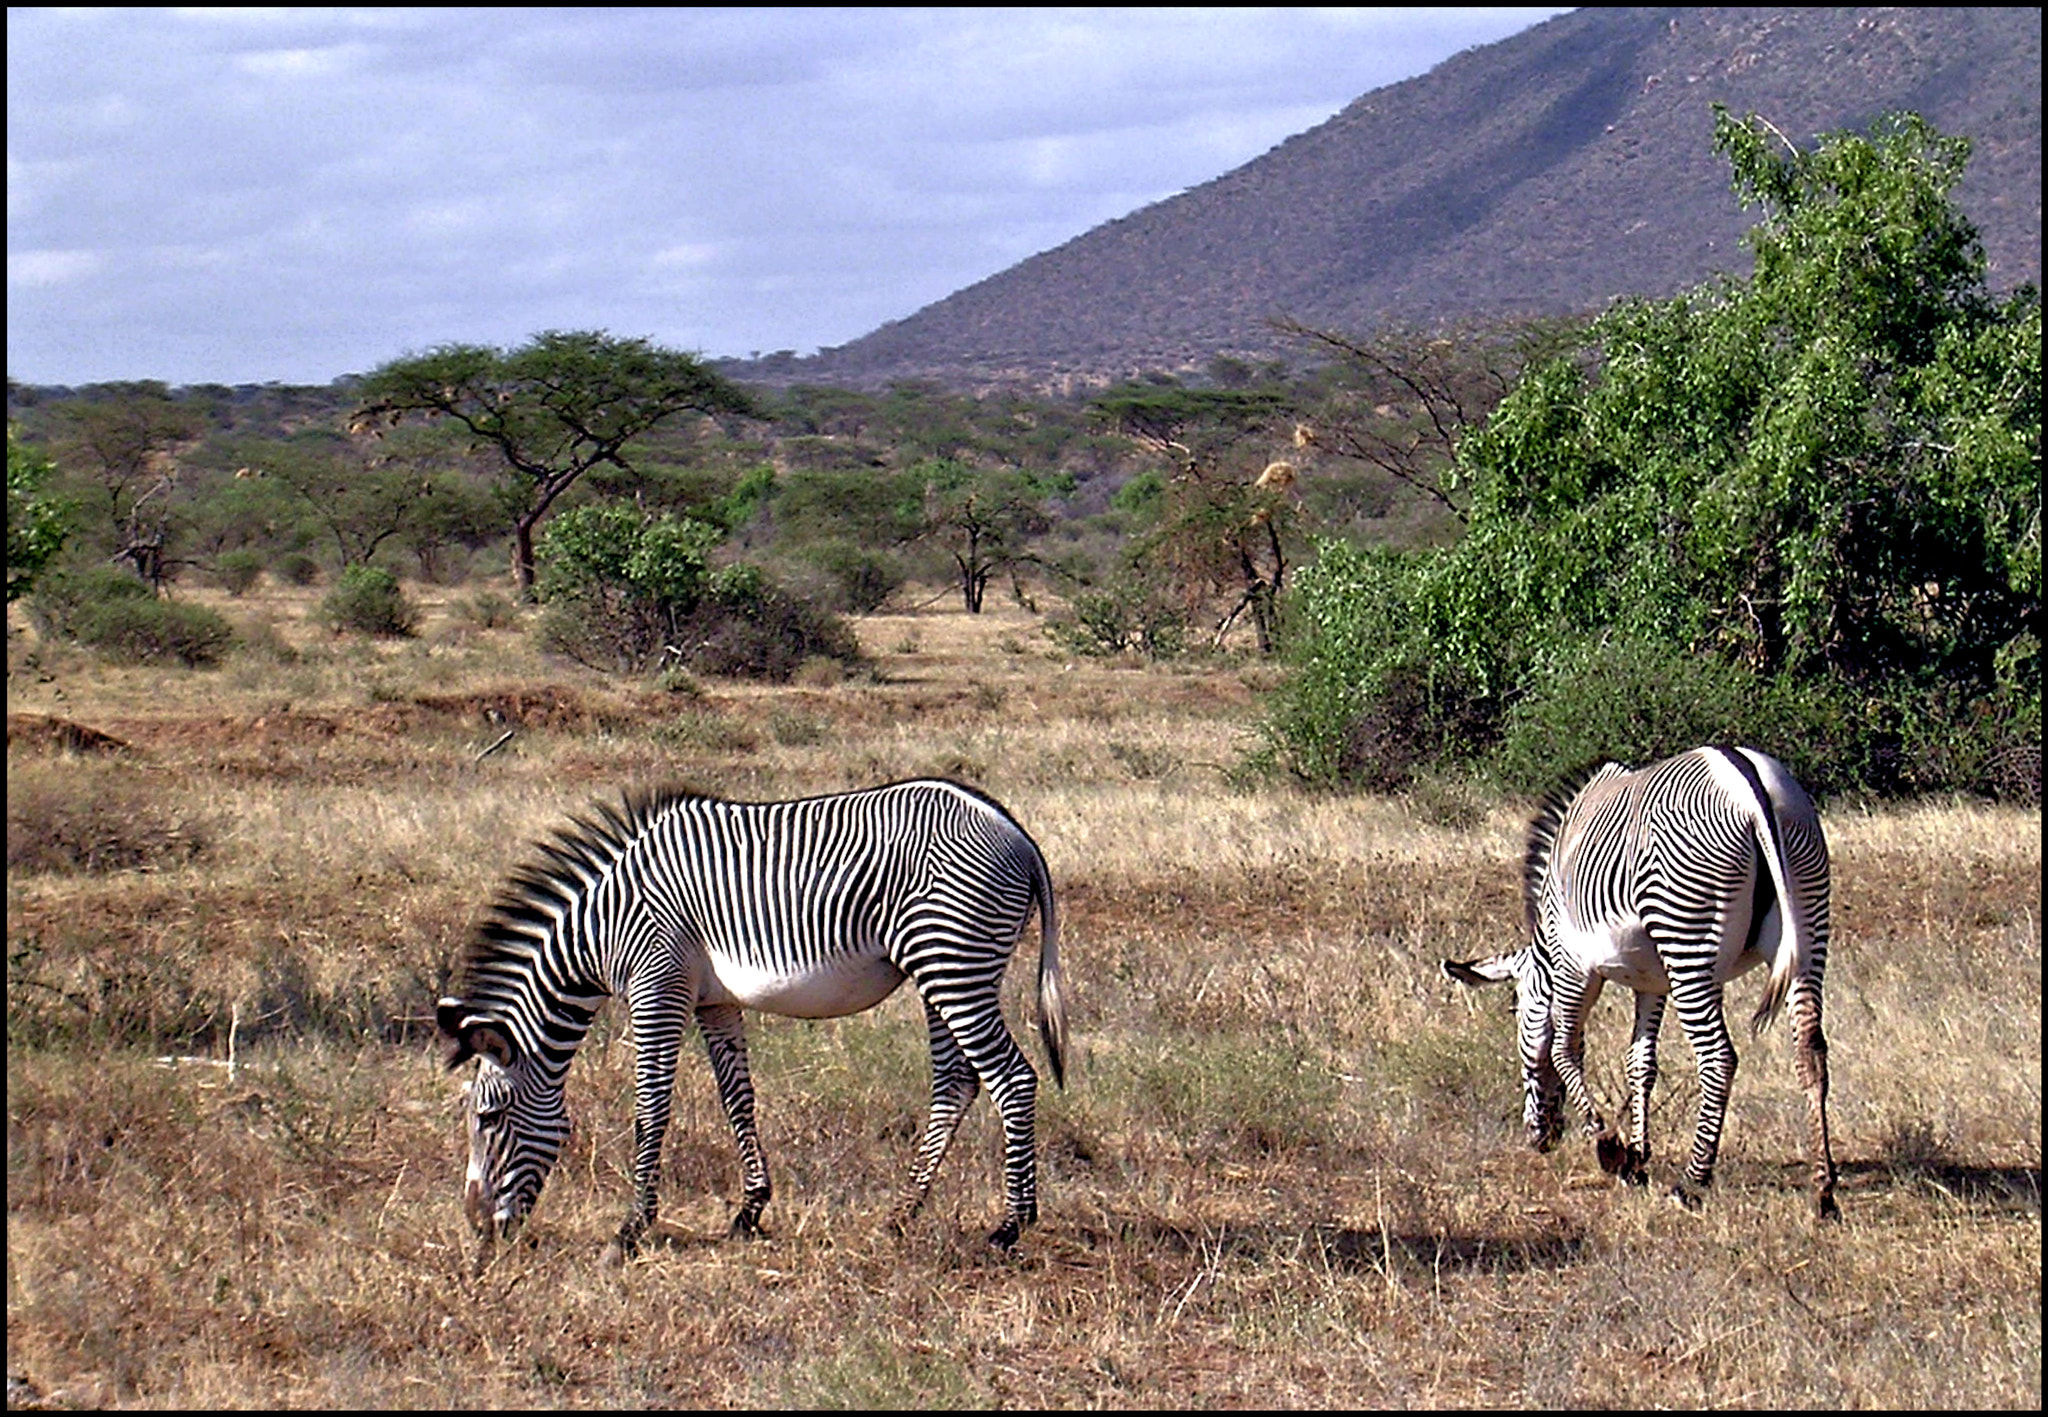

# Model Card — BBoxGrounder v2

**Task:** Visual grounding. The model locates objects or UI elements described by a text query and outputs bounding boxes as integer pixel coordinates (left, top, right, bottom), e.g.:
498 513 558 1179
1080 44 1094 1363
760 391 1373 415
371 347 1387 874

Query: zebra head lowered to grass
1442 746 1839 1220
436 778 1068 1264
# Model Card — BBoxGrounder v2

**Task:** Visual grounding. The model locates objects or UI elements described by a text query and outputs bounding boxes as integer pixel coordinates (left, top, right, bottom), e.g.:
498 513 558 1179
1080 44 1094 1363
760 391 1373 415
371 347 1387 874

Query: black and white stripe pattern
438 777 1067 1258
1445 746 1837 1219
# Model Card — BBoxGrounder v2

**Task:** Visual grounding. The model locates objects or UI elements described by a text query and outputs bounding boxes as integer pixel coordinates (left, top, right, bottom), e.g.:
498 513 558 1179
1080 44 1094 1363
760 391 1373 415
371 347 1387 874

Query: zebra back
1522 759 1630 941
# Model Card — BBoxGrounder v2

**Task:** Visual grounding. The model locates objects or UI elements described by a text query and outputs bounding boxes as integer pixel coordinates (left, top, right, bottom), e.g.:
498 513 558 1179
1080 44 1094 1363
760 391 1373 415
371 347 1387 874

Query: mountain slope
743 6 2039 391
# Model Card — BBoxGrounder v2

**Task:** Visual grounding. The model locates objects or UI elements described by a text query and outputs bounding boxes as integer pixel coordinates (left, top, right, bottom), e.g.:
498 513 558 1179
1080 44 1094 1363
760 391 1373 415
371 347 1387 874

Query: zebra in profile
1443 746 1838 1219
437 778 1068 1264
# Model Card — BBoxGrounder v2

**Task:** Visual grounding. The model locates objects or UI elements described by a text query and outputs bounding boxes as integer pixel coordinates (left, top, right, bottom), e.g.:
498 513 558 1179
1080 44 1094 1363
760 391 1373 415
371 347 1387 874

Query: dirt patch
406 685 645 732
7 713 133 755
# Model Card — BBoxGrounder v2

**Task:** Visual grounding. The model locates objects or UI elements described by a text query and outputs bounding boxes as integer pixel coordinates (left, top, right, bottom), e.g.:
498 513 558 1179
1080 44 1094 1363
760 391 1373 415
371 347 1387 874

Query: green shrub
31 567 234 666
75 596 236 667
1885 680 2042 803
274 551 322 586
1048 584 1188 660
317 564 420 637
212 549 265 596
799 540 904 614
682 564 862 683
1255 540 1458 788
536 504 717 671
1490 635 1775 794
537 505 861 682
24 564 151 641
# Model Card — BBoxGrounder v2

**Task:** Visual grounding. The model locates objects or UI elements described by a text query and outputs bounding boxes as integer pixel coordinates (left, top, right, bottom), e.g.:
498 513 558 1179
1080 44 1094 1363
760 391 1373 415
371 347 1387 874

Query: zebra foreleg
1547 970 1612 1147
889 1000 980 1234
1611 990 1666 1186
603 1031 681 1265
698 1003 773 1239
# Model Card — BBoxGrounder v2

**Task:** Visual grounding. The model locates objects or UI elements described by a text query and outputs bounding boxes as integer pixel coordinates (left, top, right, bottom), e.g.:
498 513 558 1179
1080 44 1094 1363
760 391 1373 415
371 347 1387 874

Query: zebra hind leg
1790 981 1840 1221
889 1000 980 1235
921 985 1042 1250
1669 982 1738 1212
698 1003 774 1239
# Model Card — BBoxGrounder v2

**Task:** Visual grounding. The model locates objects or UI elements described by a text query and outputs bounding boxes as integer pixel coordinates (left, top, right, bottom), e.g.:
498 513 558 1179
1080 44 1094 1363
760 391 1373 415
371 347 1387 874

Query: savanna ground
6 578 2041 1409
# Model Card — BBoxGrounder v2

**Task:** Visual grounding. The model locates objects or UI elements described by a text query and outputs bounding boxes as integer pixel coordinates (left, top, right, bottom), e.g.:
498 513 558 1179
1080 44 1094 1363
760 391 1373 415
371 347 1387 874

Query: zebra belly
699 949 907 1018
1558 918 1672 994
1559 911 1770 994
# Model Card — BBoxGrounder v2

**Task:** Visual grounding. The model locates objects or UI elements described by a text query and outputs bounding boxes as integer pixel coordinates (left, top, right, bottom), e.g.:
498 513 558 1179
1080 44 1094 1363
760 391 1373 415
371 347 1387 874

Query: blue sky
7 7 1567 388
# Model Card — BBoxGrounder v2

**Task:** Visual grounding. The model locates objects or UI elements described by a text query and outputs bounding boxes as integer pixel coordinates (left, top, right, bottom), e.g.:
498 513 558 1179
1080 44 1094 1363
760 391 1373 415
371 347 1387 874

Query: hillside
730 6 2041 391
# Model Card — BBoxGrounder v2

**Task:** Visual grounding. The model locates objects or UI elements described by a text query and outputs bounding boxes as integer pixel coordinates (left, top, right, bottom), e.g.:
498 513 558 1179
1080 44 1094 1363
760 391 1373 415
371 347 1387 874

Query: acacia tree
1273 314 1587 526
52 385 205 588
354 330 759 593
229 429 493 573
1090 384 1301 650
915 458 1072 613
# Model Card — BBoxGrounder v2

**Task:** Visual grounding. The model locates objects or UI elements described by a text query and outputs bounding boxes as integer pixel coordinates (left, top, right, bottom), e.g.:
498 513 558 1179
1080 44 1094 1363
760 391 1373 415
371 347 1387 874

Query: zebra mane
450 784 706 1003
1521 759 1630 939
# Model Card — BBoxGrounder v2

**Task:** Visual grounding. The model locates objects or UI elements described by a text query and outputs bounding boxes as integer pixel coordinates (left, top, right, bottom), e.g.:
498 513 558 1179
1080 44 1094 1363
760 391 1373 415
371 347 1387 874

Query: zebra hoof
728 1212 770 1242
986 1219 1025 1251
1667 1184 1705 1213
1816 1192 1842 1223
1595 1133 1629 1175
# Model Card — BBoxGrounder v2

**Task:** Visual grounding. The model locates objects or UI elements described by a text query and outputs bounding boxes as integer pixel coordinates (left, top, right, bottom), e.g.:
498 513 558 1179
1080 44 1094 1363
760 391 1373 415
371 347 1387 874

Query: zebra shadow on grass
1633 1155 2040 1218
1832 1158 2041 1216
1070 1213 1587 1277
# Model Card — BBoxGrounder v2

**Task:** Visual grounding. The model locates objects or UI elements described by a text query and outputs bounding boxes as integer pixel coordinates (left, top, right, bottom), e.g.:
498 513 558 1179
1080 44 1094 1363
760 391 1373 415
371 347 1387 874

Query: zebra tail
1739 760 1804 1039
1033 852 1068 1090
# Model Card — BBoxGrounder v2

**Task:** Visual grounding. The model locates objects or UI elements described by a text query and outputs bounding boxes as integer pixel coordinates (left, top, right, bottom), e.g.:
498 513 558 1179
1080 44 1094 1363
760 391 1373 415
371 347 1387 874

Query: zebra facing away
1442 745 1838 1220
436 778 1067 1264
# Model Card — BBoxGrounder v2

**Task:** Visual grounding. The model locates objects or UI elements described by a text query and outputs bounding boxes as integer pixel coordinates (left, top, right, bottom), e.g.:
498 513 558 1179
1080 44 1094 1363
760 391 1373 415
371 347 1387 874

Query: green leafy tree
1271 107 2041 798
534 503 722 670
355 330 759 593
241 433 433 571
7 427 70 602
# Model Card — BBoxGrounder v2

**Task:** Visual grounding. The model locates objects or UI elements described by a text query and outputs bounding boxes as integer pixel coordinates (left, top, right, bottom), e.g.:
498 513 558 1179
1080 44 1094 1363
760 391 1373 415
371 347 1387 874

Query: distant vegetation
7 110 2038 803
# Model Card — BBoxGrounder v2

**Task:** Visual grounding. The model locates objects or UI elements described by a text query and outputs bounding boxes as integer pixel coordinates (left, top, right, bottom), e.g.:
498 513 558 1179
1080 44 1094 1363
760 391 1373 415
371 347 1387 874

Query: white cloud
233 44 370 81
8 249 102 288
651 243 722 270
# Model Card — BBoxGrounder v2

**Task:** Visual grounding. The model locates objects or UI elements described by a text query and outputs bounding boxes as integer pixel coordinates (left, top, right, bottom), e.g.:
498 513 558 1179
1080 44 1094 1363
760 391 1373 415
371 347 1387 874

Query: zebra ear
1442 955 1520 988
437 997 516 1071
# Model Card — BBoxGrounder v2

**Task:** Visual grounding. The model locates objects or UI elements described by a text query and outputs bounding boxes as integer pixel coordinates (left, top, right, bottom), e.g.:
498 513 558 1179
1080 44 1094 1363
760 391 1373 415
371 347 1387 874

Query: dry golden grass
7 578 2040 1408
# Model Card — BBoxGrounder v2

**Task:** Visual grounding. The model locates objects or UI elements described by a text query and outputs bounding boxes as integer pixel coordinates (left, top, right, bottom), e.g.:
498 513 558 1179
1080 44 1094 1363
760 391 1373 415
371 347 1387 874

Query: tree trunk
512 516 539 597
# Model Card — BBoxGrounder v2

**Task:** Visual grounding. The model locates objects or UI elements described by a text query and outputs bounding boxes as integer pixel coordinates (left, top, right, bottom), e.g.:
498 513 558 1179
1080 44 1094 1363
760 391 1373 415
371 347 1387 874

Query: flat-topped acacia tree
354 330 759 594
